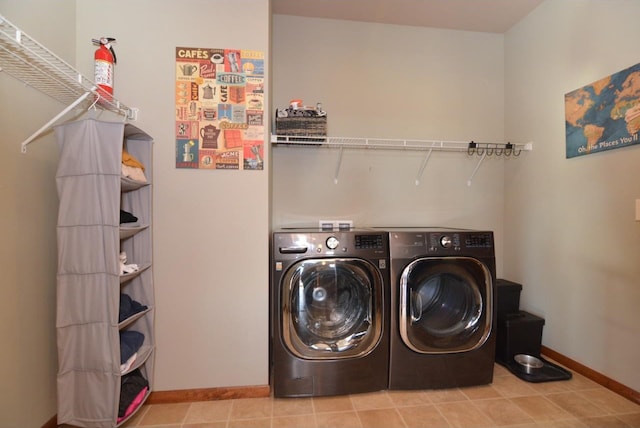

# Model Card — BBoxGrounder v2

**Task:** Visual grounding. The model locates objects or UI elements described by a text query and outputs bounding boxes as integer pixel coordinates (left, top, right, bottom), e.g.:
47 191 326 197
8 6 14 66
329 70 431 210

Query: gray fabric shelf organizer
55 119 154 427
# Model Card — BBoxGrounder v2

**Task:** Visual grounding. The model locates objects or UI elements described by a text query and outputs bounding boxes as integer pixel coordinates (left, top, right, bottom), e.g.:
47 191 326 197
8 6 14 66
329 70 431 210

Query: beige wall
0 1 75 426
271 15 509 275
74 0 271 391
2 1 639 426
2 2 270 425
504 0 640 391
273 1 640 394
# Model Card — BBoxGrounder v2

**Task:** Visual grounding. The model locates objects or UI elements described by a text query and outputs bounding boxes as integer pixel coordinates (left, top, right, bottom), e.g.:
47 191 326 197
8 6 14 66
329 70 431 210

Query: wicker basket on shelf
275 109 327 142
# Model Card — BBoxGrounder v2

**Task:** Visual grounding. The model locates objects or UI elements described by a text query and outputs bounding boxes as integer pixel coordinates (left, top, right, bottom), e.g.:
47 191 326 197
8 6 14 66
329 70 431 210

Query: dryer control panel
427 231 493 253
388 229 494 257
430 233 460 250
464 232 493 249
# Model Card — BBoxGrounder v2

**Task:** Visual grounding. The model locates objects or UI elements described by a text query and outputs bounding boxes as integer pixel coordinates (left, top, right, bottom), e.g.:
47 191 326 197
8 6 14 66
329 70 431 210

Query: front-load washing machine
387 228 496 390
271 229 390 397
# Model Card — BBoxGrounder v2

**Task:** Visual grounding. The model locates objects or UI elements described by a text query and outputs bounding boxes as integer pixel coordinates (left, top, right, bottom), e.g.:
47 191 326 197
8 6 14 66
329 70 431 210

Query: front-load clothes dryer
271 229 390 397
387 228 496 390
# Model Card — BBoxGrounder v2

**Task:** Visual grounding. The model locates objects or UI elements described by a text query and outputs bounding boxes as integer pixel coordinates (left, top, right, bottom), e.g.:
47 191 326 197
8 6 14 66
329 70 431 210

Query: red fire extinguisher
92 37 117 100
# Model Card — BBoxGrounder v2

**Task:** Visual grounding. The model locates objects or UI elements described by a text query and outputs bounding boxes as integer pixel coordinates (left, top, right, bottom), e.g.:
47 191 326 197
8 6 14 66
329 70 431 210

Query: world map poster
175 47 265 170
564 62 640 159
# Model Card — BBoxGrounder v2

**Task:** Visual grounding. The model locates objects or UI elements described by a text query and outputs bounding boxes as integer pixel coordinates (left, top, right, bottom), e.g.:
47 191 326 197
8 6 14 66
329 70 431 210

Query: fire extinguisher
92 37 117 100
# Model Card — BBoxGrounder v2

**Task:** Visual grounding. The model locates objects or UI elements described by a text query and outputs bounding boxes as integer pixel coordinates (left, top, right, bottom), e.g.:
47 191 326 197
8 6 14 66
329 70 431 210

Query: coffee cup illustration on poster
175 47 265 170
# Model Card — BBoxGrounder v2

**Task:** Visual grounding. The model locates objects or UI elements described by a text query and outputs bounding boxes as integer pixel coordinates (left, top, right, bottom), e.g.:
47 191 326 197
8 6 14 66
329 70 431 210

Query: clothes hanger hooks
467 141 523 157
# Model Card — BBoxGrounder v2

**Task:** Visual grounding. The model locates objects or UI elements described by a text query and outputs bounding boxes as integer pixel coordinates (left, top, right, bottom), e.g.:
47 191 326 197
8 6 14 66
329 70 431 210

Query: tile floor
75 362 640 428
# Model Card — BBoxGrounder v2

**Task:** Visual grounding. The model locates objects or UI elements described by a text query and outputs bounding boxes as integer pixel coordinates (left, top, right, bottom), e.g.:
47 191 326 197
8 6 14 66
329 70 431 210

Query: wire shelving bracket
272 135 533 186
0 14 138 153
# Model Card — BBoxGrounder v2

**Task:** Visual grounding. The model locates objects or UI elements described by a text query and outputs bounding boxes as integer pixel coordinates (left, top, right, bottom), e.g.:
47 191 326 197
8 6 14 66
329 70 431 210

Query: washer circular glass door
281 258 383 359
399 257 492 353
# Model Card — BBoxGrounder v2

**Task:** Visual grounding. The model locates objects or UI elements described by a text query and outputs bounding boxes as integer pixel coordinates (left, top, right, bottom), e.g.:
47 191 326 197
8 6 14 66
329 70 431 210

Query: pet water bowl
514 354 544 374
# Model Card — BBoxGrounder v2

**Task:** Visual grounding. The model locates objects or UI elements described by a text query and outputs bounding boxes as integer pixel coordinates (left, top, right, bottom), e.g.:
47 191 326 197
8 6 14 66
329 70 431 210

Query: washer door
399 257 492 353
281 258 383 359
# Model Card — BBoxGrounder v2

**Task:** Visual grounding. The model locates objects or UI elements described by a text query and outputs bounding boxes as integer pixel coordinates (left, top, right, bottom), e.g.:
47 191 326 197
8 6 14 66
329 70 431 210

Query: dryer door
399 257 492 353
281 258 383 359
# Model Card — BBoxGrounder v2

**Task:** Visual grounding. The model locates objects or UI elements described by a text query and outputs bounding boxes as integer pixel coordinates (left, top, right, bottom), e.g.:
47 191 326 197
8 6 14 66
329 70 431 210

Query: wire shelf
271 135 532 153
271 135 533 186
0 14 137 152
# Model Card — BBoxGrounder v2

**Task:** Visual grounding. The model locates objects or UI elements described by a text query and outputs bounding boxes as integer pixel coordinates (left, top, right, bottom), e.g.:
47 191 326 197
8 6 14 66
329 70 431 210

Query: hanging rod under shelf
271 134 533 186
271 135 533 152
0 14 138 153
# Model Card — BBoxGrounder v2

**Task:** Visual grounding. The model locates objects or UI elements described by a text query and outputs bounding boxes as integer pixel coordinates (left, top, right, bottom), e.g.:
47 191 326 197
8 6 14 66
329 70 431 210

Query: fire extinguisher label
95 60 113 87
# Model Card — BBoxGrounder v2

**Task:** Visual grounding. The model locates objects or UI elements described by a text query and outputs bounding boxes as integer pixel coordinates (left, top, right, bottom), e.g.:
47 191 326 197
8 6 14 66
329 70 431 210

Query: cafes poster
175 47 265 170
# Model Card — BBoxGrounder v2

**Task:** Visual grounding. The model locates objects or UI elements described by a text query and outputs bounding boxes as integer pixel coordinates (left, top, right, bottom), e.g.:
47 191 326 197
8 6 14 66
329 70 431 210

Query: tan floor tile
493 363 512 378
424 388 469 404
184 400 232 423
618 413 640 428
182 423 227 428
491 375 538 398
510 395 572 421
388 390 432 407
562 373 601 391
472 398 535 426
545 392 609 418
436 401 494 428
397 404 450 428
118 369 639 428
316 411 362 428
358 408 406 428
230 397 273 419
578 415 633 427
273 396 314 416
577 388 640 414
350 391 395 410
526 379 571 394
460 384 502 400
272 414 318 428
138 402 190 425
313 395 355 413
533 420 588 427
227 418 271 428
135 425 181 428
500 423 538 428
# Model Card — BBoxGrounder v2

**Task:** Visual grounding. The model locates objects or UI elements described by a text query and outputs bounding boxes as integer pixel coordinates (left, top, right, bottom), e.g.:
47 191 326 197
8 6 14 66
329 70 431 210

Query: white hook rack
272 135 533 186
0 14 138 153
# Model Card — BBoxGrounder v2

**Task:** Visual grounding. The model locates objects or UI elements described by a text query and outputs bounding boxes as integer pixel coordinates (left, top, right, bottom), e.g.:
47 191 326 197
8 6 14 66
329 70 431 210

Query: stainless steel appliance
270 229 390 397
387 228 496 389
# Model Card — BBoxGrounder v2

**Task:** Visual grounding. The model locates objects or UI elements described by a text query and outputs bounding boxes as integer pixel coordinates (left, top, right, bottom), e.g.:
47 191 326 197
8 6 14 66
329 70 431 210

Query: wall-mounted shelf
0 14 138 153
271 135 533 186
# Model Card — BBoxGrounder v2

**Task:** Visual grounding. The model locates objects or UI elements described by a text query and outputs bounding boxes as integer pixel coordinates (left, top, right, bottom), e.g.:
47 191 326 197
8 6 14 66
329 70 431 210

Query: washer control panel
355 234 384 249
274 231 389 260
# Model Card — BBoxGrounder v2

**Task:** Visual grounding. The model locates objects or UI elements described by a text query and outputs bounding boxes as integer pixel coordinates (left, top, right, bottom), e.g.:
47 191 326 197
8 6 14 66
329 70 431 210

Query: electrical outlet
338 220 353 230
636 199 640 221
319 220 336 230
318 220 354 230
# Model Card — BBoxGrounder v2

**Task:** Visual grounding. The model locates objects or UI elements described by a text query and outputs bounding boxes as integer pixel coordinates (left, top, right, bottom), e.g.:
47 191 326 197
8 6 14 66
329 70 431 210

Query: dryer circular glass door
399 257 492 353
281 258 383 359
